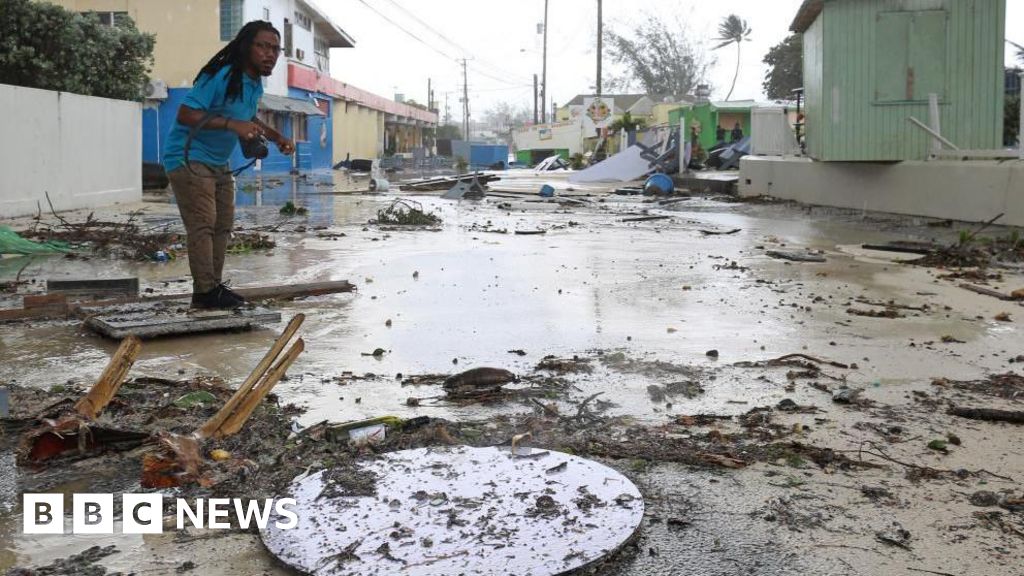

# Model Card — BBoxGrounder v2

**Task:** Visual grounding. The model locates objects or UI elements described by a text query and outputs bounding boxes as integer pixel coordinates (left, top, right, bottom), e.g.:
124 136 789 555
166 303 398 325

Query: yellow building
332 101 384 160
48 0 223 89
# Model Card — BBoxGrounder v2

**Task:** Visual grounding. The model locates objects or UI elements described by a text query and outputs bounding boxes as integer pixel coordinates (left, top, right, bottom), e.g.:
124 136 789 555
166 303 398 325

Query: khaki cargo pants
167 162 235 294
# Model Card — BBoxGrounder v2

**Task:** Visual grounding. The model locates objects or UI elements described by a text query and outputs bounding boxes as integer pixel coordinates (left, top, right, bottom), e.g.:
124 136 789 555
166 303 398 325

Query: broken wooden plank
959 283 1014 301
861 243 938 255
199 314 305 439
699 228 742 235
48 278 139 300
948 407 1024 425
74 336 142 419
218 338 303 437
622 215 671 223
23 294 67 309
20 420 151 464
767 250 827 263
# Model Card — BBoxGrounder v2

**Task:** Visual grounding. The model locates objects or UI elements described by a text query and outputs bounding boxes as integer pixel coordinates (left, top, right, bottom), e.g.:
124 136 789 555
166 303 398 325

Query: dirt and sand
1 170 1023 575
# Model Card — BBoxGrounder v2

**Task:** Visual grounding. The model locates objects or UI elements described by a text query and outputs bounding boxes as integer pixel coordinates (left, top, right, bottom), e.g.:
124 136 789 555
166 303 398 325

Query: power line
353 0 459 62
381 0 533 85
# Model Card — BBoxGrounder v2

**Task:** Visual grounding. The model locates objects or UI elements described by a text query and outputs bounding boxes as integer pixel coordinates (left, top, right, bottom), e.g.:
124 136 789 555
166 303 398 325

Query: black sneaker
191 285 245 310
217 282 247 305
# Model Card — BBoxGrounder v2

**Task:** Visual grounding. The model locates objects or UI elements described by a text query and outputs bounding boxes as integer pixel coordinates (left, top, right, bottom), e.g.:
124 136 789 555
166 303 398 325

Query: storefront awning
259 94 325 116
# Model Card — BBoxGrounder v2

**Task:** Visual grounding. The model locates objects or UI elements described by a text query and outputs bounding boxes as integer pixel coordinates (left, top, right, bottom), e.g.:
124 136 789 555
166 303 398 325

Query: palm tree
1011 39 1024 64
713 15 753 101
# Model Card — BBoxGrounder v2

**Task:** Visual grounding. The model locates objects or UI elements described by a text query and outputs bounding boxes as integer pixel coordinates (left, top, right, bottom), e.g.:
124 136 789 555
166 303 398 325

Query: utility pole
462 59 470 140
427 77 432 110
533 74 539 125
444 92 450 125
596 0 602 96
541 0 549 123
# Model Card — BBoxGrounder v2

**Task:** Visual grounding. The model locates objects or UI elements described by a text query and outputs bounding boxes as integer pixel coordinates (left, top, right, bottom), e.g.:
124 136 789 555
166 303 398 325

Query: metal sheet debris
568 145 652 184
261 445 644 575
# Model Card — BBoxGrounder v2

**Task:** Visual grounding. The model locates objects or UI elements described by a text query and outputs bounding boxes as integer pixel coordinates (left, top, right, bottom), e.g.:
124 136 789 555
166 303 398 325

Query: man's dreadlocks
195 20 280 103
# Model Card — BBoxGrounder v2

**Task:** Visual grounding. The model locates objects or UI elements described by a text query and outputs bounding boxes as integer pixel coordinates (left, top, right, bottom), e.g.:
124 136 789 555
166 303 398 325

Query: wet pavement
1 170 1023 574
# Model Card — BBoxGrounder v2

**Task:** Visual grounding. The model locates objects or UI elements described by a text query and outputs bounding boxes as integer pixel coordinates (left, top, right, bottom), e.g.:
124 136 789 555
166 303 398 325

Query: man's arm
176 105 263 140
253 116 295 155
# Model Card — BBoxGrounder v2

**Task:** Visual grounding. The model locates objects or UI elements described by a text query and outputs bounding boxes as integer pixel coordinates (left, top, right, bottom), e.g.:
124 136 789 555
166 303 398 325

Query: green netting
0 226 71 255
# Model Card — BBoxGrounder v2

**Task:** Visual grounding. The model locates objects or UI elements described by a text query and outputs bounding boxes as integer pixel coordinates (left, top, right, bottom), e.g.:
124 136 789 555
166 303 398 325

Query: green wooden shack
668 101 755 151
792 0 1005 161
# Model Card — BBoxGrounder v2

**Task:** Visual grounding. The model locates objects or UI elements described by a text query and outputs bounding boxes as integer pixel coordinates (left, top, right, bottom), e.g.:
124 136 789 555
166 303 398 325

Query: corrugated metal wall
807 0 1004 161
803 16 825 159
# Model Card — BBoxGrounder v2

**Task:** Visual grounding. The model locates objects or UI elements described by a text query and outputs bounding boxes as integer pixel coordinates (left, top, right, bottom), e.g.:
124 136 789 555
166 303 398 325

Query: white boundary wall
514 119 586 156
740 156 1024 226
0 84 141 219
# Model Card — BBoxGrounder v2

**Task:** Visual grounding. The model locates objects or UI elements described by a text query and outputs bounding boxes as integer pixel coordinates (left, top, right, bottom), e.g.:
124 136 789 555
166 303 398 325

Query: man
162 21 295 309
731 122 744 143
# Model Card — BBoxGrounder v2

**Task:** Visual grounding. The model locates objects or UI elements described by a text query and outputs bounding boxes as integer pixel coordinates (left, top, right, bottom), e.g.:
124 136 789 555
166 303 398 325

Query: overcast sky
325 0 1023 122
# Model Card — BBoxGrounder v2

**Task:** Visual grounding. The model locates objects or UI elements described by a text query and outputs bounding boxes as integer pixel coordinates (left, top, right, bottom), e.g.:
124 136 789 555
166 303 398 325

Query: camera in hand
240 134 269 160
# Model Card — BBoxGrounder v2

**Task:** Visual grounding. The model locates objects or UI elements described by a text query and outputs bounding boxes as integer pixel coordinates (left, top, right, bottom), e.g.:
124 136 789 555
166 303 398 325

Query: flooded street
2 171 1023 575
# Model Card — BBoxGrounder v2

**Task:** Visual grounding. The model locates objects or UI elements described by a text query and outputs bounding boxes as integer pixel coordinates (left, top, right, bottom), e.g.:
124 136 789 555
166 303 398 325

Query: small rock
875 522 912 549
647 385 666 403
969 490 1000 507
995 312 1012 322
406 397 420 407
946 433 961 446
861 485 893 501
776 398 799 411
705 350 719 359
832 387 862 404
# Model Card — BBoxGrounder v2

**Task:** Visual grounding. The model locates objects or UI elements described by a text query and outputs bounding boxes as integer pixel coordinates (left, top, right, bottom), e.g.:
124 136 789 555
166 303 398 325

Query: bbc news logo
23 494 298 534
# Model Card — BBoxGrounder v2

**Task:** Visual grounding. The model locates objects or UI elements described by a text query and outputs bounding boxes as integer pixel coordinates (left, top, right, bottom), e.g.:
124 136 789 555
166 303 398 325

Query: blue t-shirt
162 66 264 172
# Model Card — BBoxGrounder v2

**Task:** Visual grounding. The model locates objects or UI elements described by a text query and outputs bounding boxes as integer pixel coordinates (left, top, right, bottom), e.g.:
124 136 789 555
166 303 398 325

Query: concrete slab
82 301 281 340
740 156 1024 225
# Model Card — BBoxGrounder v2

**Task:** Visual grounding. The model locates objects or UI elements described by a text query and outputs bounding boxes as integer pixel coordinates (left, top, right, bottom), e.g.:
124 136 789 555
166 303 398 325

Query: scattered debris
766 250 827 263
279 201 308 216
443 367 517 400
948 406 1024 425
846 307 904 319
875 522 912 550
375 199 442 226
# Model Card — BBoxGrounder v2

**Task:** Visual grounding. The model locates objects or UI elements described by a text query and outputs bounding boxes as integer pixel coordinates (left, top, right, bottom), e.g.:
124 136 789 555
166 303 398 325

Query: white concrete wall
514 119 585 155
739 156 1024 226
0 84 141 219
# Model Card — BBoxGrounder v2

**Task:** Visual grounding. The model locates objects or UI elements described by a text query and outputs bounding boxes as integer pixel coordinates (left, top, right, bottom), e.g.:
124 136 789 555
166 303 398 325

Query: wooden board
47 278 139 300
83 302 281 340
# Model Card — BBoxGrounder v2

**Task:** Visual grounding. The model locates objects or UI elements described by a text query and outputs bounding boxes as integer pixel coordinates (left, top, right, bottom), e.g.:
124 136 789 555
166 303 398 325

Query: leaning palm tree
1011 39 1024 64
713 15 753 101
